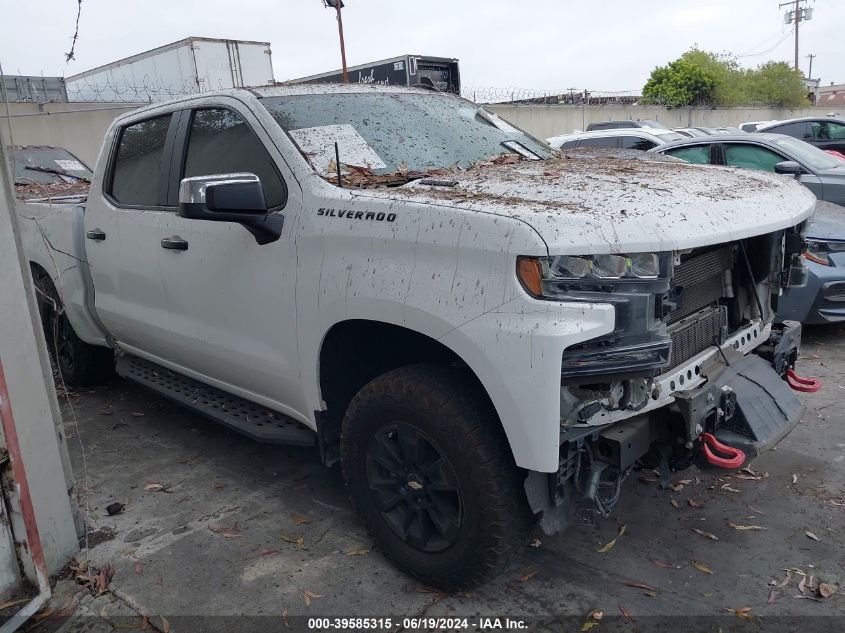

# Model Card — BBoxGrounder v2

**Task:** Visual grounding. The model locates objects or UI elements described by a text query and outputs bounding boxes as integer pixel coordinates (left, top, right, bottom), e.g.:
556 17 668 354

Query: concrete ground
40 325 845 631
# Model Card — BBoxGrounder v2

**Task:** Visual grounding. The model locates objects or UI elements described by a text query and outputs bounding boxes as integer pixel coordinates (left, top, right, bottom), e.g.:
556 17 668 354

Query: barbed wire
65 75 207 103
462 86 644 105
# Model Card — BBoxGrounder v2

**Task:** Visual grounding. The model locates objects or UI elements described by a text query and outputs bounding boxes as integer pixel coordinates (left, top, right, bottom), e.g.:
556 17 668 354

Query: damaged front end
524 226 816 535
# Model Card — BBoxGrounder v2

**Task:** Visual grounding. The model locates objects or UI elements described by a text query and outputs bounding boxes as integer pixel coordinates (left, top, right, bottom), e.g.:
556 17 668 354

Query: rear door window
183 108 287 209
110 114 172 206
723 144 787 172
666 146 712 164
579 137 620 149
620 137 657 151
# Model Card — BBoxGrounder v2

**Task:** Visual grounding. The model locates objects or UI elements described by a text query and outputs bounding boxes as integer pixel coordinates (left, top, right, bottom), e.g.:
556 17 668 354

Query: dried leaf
0 598 30 610
209 524 241 539
619 605 634 620
588 610 603 621
692 528 719 541
343 547 371 557
95 564 115 596
798 574 808 595
303 590 325 607
518 570 538 582
624 581 658 592
144 483 165 492
724 607 753 621
676 479 693 485
281 534 305 548
721 483 741 493
728 522 766 531
134 561 143 575
638 476 657 484
160 615 170 633
651 559 681 569
596 524 627 553
768 590 777 604
668 483 684 492
805 530 821 542
748 504 765 514
691 560 714 574
741 467 758 477
282 608 290 629
646 590 659 597
580 623 598 632
670 499 679 509
529 538 542 548
829 500 844 507
688 498 704 508
819 583 838 598
792 473 799 484
292 513 313 525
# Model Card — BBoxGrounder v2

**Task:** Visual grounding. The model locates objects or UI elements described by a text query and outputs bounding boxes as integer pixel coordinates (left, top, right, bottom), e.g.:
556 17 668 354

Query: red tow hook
700 433 746 469
786 368 822 393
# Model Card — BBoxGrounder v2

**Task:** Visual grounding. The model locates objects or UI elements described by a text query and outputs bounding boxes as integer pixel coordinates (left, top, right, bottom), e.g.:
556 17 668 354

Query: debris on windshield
15 180 90 201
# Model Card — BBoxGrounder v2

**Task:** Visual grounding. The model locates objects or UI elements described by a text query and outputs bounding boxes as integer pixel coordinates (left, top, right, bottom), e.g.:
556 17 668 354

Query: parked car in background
649 133 845 207
650 136 845 323
740 120 778 132
548 128 686 151
778 201 845 324
10 145 92 200
757 117 845 154
585 119 664 131
674 128 710 138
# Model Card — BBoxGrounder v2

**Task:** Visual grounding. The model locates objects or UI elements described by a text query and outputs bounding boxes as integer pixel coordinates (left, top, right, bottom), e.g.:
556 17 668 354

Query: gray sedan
649 135 845 323
648 133 845 207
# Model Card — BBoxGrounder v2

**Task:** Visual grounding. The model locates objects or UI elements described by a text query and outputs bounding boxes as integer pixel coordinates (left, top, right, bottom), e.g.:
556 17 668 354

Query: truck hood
354 154 816 254
806 200 845 240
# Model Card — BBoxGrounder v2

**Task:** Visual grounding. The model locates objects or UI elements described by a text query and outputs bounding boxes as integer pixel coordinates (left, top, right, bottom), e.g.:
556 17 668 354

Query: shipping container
65 37 275 102
288 54 460 93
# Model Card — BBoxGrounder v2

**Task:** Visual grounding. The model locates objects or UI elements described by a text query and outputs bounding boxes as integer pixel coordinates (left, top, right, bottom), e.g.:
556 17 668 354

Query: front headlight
803 239 845 267
517 252 667 298
516 253 673 379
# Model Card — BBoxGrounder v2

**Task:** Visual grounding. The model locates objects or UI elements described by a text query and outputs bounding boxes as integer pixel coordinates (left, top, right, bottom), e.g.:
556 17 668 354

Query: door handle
86 228 106 241
160 236 189 251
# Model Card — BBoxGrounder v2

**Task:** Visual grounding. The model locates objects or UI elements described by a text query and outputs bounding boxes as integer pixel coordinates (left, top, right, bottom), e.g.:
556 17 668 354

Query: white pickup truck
18 84 818 589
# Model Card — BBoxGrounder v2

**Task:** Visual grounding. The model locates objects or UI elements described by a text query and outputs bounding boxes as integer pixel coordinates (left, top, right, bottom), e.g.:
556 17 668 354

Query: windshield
11 146 92 184
261 92 553 180
773 136 844 171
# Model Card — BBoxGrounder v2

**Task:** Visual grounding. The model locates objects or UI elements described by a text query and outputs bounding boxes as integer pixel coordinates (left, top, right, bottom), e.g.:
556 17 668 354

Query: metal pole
335 2 349 83
807 53 815 79
794 0 800 72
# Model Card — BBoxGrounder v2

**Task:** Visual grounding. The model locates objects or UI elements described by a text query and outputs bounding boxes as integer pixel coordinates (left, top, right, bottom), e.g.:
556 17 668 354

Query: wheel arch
316 319 506 465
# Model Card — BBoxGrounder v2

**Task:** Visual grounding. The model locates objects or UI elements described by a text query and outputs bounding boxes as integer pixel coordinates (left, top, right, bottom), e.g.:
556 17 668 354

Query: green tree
746 62 808 107
642 49 808 107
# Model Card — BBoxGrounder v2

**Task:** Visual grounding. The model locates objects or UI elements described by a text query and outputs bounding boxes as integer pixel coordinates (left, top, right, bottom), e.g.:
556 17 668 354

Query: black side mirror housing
178 173 283 245
774 160 803 176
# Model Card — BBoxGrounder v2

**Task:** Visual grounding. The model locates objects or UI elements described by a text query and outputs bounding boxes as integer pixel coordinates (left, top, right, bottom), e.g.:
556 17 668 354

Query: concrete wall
487 104 837 140
1 102 138 167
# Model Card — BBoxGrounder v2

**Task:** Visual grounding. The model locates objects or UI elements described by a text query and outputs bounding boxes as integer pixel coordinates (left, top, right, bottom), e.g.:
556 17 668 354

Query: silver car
649 134 845 323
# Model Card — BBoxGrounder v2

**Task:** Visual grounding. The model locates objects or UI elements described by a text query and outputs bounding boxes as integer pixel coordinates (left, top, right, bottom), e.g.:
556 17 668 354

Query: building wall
1 102 138 167
486 104 838 140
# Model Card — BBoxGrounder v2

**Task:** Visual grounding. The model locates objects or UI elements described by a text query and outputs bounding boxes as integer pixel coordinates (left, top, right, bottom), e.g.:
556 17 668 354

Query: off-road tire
32 269 114 387
341 364 533 590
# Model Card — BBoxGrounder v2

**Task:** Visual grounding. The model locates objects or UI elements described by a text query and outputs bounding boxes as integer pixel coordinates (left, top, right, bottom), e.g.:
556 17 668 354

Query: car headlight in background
803 239 845 267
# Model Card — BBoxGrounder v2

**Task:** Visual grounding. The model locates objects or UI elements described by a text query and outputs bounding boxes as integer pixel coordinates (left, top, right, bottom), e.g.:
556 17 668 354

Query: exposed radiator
667 305 728 370
668 246 733 324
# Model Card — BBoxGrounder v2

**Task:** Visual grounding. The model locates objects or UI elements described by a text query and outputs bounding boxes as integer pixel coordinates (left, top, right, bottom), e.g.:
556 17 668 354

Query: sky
2 0 842 96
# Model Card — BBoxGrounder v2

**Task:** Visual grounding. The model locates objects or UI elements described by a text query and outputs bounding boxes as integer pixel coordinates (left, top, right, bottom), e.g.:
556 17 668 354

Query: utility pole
323 0 349 83
780 0 813 73
806 53 815 79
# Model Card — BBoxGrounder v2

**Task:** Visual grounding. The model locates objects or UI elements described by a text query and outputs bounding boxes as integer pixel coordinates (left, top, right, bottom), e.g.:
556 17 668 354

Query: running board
116 355 317 446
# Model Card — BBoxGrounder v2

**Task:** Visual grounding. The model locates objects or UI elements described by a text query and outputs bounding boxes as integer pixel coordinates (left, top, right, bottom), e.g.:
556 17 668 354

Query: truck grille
668 246 733 324
666 305 727 370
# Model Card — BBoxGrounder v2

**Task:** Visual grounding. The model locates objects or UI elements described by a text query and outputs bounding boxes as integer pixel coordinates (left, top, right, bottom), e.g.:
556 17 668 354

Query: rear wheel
32 268 114 387
341 364 532 590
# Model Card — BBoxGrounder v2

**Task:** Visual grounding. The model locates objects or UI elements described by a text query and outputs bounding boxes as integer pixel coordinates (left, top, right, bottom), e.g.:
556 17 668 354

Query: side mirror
178 173 283 245
179 173 268 222
774 161 803 176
